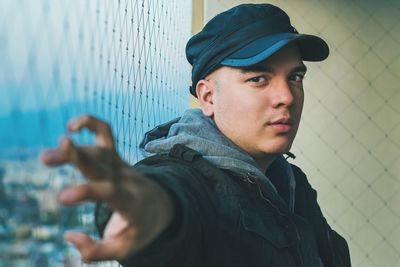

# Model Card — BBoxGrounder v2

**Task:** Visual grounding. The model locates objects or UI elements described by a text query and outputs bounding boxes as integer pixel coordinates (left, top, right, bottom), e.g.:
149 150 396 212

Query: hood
139 108 296 211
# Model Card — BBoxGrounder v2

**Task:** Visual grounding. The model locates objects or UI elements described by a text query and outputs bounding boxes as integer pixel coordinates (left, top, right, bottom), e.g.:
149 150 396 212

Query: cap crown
186 4 295 95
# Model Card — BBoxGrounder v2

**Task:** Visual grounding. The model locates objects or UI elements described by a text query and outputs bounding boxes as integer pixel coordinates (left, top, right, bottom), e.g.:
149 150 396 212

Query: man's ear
196 79 215 117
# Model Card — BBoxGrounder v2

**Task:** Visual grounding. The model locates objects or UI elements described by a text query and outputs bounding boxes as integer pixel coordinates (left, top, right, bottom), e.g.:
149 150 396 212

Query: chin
262 140 294 155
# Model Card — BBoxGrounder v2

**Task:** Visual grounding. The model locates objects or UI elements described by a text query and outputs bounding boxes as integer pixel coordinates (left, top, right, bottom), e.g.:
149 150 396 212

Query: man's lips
268 118 293 133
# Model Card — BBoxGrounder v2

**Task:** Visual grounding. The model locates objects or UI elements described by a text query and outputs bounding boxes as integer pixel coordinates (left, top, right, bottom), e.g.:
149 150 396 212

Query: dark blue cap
186 3 329 97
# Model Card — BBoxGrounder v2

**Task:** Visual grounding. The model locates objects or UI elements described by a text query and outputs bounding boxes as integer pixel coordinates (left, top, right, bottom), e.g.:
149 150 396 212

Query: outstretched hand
40 115 174 262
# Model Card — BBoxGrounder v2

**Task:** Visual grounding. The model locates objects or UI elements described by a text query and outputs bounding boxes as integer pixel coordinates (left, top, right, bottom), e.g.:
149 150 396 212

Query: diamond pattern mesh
0 0 191 266
0 0 191 161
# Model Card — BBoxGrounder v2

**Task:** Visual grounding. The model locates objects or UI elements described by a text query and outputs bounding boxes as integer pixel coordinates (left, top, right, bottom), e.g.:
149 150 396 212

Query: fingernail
39 152 48 163
67 120 77 131
40 150 61 163
58 188 76 203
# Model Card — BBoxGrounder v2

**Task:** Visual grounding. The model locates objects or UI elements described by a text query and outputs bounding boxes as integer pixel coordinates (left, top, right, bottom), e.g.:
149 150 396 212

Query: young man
41 3 351 267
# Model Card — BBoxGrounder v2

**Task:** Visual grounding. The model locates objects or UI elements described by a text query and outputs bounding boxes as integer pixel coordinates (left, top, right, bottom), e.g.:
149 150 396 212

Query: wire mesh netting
205 0 400 266
0 0 191 266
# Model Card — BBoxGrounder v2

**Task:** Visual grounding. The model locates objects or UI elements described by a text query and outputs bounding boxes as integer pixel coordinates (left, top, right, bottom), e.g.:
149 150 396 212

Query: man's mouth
268 118 293 133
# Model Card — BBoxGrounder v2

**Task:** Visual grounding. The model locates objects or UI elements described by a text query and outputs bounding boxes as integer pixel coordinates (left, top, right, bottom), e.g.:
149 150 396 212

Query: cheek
213 93 252 130
214 84 266 124
224 96 259 122
214 89 241 113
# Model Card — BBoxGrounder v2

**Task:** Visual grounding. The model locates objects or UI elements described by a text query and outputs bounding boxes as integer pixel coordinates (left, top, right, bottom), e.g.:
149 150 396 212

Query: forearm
129 172 175 251
103 167 175 255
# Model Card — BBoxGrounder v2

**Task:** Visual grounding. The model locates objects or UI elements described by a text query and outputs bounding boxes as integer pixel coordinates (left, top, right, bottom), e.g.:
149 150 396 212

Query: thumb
64 231 123 262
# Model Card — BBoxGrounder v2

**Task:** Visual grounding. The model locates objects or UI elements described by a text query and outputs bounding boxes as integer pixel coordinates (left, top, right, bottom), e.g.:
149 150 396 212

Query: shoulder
135 144 249 207
136 144 237 187
134 144 204 181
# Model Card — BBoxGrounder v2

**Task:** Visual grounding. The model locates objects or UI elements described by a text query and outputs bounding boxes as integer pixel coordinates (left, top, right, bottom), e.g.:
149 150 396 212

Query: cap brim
220 33 329 67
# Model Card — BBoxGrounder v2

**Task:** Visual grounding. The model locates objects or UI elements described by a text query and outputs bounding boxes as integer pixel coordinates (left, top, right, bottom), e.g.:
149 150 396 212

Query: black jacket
96 144 351 267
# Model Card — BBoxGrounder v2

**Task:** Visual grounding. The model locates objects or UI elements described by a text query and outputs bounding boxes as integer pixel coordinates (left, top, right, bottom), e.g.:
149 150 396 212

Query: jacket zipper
245 173 304 267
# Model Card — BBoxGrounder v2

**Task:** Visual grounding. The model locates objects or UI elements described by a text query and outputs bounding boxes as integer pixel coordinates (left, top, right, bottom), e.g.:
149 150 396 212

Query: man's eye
248 76 266 84
290 73 305 82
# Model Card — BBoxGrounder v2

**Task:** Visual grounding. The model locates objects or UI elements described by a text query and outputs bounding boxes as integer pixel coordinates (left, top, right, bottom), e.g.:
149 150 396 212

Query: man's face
203 44 305 162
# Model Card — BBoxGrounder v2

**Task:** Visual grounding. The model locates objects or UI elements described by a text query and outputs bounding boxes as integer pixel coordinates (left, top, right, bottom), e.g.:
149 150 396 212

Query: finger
58 182 114 205
40 148 69 165
42 137 104 179
60 136 81 163
67 114 115 149
64 231 130 262
59 137 109 180
40 136 76 166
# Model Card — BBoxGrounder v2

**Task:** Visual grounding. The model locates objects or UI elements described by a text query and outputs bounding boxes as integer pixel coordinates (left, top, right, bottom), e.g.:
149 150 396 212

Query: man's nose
271 78 295 108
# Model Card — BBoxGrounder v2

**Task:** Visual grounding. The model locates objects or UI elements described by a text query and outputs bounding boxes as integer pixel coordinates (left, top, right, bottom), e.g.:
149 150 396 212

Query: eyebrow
239 64 307 74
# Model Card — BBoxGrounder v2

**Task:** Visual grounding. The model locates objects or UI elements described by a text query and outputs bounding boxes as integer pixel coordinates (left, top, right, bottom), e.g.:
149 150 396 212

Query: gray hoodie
139 108 296 212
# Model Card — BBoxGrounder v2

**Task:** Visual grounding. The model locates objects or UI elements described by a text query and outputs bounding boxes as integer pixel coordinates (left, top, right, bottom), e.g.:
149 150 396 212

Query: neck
253 154 277 173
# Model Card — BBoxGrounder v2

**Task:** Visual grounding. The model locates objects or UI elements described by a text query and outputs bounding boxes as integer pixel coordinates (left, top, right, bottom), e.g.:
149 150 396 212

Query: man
41 3 351 267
